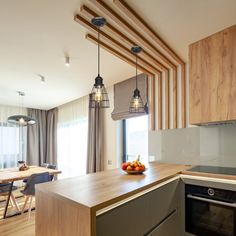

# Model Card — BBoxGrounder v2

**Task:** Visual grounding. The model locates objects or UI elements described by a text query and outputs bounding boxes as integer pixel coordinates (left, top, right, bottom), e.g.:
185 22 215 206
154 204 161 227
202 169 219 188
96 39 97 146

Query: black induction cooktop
189 165 236 176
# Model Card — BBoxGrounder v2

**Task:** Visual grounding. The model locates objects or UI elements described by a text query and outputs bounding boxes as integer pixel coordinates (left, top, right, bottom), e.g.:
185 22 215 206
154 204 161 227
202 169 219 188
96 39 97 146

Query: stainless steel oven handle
187 194 236 208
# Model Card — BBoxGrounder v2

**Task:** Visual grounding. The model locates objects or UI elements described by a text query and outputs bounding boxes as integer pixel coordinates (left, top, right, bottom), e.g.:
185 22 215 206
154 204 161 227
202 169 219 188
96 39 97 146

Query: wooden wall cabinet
189 25 236 125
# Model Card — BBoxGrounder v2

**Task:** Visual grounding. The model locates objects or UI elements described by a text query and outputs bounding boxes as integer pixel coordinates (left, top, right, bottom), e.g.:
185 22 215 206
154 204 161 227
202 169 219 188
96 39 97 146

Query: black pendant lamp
89 17 109 108
7 91 36 126
129 46 145 113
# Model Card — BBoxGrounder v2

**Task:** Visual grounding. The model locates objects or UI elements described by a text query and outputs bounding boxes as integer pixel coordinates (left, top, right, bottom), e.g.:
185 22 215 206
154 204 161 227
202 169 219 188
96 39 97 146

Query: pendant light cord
18 92 23 114
98 28 100 76
136 54 138 89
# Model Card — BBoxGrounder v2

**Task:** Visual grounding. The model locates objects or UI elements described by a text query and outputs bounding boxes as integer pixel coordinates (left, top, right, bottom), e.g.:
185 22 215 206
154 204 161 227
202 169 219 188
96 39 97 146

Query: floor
0 213 35 236
0 188 35 236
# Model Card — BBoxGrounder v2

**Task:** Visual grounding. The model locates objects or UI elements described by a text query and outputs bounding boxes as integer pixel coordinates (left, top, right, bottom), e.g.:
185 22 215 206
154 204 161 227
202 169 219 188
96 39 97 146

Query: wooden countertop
36 163 190 211
182 169 236 181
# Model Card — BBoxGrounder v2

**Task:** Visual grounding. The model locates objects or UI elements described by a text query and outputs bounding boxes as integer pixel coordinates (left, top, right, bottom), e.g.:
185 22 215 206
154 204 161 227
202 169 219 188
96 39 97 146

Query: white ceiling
128 0 236 61
0 0 235 110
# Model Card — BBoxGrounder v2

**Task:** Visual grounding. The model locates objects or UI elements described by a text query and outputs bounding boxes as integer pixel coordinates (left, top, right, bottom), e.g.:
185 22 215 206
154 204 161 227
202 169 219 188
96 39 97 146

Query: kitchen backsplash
149 124 236 167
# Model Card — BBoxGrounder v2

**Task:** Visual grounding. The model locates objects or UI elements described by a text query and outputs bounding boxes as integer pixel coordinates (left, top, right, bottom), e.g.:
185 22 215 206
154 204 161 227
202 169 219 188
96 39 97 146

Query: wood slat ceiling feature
112 0 182 128
88 0 176 70
74 1 187 130
79 6 168 71
113 0 184 65
94 35 162 75
86 34 154 77
74 16 159 75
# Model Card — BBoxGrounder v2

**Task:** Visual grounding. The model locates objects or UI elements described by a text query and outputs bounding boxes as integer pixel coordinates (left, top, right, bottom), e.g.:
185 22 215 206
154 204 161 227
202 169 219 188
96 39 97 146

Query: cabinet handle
187 194 236 208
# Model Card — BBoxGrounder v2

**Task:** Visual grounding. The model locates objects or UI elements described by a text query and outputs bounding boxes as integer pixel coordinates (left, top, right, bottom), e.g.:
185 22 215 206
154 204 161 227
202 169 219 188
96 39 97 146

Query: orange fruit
140 165 145 171
127 166 132 171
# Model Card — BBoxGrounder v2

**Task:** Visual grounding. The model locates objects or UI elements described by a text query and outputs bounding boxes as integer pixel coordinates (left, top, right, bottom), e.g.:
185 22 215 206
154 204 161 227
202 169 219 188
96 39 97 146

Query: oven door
186 194 236 236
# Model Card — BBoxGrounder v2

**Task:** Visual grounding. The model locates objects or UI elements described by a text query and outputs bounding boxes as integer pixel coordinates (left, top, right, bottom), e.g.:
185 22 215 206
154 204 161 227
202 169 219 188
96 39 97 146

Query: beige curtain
46 109 58 165
27 108 58 166
87 106 104 173
111 73 148 120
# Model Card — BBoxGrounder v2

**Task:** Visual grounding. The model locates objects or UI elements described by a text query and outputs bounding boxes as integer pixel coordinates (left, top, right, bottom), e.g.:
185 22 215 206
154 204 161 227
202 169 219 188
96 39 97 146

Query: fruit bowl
125 169 146 175
121 157 146 175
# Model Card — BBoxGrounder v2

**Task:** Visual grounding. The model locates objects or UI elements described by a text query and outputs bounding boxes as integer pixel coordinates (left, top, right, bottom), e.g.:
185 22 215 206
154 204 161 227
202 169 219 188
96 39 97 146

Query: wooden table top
0 166 61 183
36 163 190 211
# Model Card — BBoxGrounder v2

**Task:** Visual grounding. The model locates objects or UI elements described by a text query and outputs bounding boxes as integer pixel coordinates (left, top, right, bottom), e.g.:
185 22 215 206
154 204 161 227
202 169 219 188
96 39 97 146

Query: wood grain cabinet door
189 25 236 125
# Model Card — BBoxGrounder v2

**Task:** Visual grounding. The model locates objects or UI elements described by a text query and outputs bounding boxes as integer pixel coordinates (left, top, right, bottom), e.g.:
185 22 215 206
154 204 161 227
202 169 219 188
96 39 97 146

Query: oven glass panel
187 199 234 236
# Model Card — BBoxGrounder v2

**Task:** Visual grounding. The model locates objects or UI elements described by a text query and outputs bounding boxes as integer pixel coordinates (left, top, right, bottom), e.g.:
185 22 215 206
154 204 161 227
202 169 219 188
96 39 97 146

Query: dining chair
0 183 20 212
23 163 57 183
46 164 57 180
21 172 50 219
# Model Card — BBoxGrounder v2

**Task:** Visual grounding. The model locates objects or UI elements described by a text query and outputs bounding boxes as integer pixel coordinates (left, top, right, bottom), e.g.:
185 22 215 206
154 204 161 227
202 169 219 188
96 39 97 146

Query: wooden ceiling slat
158 73 163 130
150 76 156 131
173 68 178 129
113 0 184 65
181 65 187 128
165 70 170 129
89 0 176 70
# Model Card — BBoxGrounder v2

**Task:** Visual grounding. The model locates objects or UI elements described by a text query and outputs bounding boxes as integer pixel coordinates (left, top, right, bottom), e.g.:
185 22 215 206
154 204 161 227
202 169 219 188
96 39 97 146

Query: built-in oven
185 184 236 236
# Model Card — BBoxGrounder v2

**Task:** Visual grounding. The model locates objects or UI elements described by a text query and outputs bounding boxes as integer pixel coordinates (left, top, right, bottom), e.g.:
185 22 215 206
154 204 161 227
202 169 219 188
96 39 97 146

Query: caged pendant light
89 17 109 108
129 46 145 113
7 91 36 126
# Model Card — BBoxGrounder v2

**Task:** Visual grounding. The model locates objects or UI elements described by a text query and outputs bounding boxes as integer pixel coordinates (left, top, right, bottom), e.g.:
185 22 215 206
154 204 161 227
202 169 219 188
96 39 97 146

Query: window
123 115 149 164
0 123 27 168
57 95 88 179
57 118 88 179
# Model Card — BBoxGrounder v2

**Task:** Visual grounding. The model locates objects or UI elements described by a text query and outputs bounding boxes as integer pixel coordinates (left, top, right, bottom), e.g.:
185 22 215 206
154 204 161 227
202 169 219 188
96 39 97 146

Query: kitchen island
35 163 190 236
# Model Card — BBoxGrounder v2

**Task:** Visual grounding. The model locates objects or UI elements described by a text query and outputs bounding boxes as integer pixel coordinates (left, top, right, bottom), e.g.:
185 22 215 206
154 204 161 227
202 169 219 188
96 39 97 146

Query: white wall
149 125 236 167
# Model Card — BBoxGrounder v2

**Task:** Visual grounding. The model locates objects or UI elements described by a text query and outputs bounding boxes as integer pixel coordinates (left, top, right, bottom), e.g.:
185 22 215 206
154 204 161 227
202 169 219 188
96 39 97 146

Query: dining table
0 166 61 219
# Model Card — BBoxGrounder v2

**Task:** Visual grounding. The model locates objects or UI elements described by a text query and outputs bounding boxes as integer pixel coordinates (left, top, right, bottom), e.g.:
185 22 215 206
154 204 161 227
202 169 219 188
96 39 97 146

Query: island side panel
36 189 96 236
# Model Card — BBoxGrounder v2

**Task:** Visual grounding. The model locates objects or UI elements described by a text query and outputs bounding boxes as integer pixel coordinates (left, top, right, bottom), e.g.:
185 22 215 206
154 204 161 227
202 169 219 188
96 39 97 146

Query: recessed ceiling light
65 56 70 67
38 74 46 84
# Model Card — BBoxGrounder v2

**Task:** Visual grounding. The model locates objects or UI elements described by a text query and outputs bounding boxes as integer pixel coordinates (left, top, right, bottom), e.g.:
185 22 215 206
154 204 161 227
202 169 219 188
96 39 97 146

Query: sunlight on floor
0 188 35 236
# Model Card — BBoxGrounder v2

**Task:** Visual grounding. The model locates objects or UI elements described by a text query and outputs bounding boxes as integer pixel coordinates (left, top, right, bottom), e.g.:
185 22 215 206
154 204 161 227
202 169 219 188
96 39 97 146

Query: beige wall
103 86 123 170
149 125 236 167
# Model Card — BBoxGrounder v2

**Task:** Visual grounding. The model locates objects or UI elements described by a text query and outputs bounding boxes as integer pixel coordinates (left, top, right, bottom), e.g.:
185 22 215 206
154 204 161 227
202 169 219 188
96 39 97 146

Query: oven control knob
208 188 215 196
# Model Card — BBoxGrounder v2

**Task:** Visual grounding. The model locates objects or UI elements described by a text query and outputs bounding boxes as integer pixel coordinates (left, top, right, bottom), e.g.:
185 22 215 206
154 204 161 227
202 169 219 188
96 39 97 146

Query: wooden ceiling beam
86 34 155 77
113 0 184 65
79 6 168 71
88 0 176 70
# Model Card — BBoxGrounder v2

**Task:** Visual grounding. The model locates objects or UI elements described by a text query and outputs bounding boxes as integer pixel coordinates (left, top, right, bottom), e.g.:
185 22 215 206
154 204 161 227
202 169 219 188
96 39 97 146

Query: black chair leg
3 181 14 219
